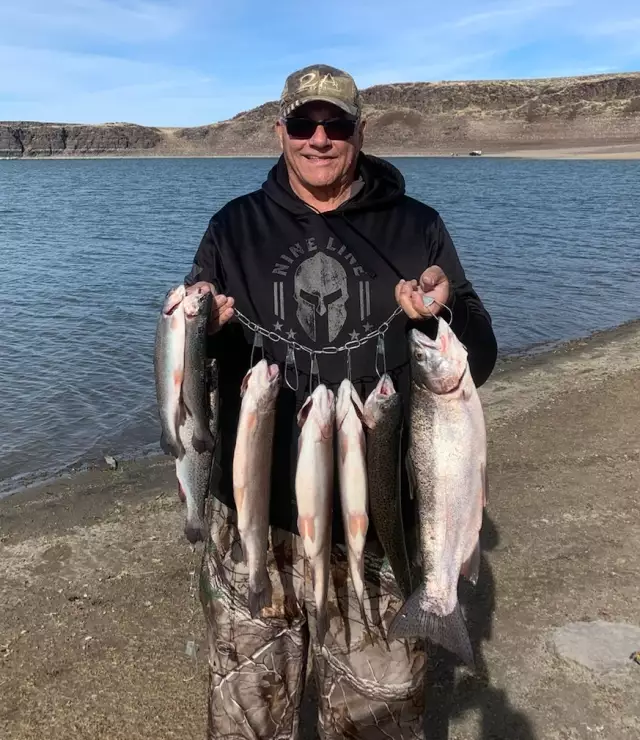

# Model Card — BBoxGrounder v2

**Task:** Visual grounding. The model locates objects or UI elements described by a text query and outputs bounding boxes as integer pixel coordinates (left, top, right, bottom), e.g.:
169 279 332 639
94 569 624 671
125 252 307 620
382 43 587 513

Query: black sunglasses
283 116 357 141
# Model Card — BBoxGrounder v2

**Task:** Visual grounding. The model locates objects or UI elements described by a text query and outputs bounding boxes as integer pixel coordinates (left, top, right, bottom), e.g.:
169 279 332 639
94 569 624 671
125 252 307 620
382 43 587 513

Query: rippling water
1 156 639 494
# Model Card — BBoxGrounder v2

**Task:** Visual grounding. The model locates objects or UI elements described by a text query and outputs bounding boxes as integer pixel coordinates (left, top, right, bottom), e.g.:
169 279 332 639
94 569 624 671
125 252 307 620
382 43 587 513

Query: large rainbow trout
388 318 487 666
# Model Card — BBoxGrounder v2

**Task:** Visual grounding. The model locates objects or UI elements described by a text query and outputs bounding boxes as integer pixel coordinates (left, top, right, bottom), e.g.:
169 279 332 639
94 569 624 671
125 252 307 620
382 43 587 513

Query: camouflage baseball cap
279 64 361 119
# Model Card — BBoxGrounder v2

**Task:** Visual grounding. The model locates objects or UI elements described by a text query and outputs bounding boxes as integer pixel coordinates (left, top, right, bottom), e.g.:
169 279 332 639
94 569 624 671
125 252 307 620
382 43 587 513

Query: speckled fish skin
295 384 335 646
232 359 281 617
363 374 412 600
388 317 487 667
176 409 213 544
154 284 187 459
336 379 369 616
182 288 215 454
175 358 219 544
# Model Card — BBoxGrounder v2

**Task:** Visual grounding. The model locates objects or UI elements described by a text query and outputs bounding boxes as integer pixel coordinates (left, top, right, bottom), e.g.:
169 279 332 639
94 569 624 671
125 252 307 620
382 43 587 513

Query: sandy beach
488 143 640 159
1 320 640 739
3 142 640 161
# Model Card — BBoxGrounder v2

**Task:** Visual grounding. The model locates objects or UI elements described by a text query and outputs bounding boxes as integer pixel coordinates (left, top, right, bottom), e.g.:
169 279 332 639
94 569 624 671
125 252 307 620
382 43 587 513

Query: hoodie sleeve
183 217 226 293
424 215 498 387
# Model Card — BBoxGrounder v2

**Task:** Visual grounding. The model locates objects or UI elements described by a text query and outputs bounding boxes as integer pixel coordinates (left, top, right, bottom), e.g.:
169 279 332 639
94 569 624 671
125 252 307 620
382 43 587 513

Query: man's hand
185 281 235 334
394 266 450 320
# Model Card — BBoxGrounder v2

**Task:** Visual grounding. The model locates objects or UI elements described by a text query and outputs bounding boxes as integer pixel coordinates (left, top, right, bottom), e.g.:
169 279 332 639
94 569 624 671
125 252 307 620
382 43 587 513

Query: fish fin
357 598 379 649
388 587 474 668
177 482 186 503
248 574 273 618
160 430 181 458
405 453 418 501
461 540 481 586
191 425 215 454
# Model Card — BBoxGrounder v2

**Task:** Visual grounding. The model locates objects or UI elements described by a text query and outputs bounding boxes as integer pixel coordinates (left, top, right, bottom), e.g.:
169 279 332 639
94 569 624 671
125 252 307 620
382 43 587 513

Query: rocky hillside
2 72 640 158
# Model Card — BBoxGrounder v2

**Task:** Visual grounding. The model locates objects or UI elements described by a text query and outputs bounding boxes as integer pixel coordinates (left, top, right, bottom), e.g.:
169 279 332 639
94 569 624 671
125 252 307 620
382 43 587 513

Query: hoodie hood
262 153 406 216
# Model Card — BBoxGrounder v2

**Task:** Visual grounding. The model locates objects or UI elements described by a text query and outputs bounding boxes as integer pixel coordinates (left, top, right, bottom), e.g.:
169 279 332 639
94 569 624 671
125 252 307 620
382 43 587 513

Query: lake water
1 156 639 495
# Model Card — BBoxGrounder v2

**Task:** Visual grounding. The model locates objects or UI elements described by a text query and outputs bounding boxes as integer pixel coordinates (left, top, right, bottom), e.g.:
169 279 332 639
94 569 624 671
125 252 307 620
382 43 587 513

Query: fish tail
184 517 207 544
388 587 474 667
191 424 215 454
350 561 367 614
160 429 182 458
248 570 273 618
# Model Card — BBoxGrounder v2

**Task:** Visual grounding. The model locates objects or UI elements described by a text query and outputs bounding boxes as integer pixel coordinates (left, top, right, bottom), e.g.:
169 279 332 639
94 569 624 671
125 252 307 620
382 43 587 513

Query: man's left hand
394 266 450 320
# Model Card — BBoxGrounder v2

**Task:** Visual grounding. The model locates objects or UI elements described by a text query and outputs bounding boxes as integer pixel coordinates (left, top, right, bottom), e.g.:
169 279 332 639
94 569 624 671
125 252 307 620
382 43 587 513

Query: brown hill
2 72 640 158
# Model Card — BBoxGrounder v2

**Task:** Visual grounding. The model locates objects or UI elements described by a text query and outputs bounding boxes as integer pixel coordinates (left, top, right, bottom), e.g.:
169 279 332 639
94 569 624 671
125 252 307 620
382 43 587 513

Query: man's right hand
185 281 235 334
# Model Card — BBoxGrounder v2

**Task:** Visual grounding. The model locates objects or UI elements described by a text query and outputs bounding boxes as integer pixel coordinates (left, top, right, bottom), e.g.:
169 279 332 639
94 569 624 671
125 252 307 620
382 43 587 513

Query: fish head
241 359 281 405
183 285 213 319
363 374 399 429
297 384 335 439
162 284 186 316
409 319 468 394
335 379 364 428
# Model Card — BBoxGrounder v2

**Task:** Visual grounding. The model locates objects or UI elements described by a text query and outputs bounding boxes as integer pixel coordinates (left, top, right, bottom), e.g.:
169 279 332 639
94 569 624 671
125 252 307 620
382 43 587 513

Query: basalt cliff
2 72 639 158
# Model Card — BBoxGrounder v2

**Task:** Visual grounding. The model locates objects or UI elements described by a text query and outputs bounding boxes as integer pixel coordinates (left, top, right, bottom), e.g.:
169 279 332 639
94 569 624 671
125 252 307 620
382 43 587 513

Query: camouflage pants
199 498 425 740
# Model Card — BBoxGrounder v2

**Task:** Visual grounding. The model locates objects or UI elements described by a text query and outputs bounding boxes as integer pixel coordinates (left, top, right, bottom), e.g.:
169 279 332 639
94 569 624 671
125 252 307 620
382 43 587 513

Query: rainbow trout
175 359 219 544
154 285 186 458
363 374 412 599
182 287 215 453
336 379 369 617
388 318 487 667
232 359 280 617
295 384 335 645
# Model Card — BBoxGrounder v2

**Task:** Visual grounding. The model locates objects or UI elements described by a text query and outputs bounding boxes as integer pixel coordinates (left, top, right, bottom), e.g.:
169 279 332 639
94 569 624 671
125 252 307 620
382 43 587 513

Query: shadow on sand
423 512 536 740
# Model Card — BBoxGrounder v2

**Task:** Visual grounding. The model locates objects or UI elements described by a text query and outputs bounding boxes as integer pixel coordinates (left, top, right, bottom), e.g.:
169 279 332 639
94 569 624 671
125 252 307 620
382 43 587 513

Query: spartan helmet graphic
293 252 348 342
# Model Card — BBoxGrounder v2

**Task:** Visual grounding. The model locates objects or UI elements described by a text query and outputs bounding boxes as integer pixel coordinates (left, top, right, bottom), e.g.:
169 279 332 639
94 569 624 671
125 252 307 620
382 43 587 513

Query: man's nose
309 123 330 147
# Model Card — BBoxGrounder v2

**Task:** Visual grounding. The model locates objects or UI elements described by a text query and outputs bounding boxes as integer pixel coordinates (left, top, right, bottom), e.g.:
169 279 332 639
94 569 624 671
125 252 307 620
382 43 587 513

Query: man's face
276 102 365 192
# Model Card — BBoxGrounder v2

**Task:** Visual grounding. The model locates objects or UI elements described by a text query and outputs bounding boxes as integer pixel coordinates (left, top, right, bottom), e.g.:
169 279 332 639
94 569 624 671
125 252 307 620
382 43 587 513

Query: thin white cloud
0 44 271 125
2 0 189 43
1 0 639 126
450 0 572 30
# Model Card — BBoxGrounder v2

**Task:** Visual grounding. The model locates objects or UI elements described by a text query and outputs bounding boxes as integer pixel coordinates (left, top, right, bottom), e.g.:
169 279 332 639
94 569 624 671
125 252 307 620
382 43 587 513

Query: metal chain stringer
233 305 404 359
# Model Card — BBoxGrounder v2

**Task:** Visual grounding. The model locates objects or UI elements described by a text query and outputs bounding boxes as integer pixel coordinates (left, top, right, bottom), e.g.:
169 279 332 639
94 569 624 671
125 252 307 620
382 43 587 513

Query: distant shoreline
3 143 640 161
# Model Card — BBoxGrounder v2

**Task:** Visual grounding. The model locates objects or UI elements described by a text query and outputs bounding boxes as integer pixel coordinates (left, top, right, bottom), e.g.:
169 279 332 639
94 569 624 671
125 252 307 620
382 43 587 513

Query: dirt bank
3 72 640 158
1 320 639 739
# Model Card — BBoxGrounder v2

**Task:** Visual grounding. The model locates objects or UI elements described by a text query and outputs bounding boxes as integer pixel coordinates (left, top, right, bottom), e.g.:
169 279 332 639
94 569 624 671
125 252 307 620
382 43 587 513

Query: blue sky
2 0 639 126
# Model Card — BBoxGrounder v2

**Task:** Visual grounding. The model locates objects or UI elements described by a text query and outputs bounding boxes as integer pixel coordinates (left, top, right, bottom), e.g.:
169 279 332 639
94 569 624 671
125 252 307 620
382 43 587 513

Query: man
185 64 497 740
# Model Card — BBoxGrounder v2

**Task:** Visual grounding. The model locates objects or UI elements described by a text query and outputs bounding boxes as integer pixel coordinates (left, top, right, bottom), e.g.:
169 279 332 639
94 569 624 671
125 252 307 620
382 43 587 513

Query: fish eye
414 350 425 361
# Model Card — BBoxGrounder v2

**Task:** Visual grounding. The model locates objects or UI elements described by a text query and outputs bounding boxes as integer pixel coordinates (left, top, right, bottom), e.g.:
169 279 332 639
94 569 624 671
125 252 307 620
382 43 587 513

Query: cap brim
281 95 359 118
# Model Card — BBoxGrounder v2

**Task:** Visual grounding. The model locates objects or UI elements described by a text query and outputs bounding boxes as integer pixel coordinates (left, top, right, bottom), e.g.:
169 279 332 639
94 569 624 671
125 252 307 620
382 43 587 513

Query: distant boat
469 150 483 156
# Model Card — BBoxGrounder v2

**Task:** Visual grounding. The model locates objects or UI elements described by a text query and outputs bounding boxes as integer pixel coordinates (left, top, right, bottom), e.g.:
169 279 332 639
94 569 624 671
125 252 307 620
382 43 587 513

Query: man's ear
358 118 366 148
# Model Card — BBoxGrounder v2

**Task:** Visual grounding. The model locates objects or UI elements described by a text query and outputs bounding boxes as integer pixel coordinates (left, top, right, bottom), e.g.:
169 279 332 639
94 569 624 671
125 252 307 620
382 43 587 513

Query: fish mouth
378 374 395 397
183 288 211 318
430 363 469 395
163 287 186 316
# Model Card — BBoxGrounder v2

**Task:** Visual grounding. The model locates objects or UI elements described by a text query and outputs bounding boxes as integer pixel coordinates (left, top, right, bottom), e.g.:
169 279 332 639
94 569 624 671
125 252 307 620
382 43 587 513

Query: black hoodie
185 153 497 542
